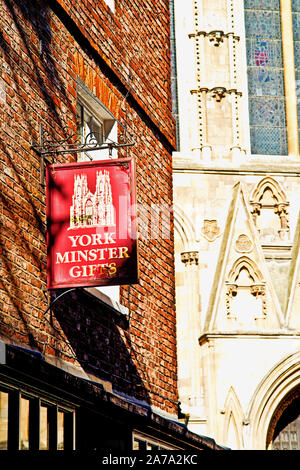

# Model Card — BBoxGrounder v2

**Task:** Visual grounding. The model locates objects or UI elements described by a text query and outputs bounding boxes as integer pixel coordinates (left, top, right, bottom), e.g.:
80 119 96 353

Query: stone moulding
181 251 199 266
250 177 290 241
225 256 267 319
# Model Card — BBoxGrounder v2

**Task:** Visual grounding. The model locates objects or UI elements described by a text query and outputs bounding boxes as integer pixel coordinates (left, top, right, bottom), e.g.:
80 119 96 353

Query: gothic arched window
226 256 266 321
250 177 289 242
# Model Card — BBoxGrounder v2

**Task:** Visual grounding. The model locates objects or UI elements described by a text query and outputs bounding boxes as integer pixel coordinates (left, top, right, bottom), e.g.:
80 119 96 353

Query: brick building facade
0 0 222 454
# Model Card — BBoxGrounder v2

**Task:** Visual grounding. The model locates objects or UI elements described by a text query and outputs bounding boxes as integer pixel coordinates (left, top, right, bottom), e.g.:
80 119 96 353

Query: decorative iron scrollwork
31 124 136 186
31 125 135 157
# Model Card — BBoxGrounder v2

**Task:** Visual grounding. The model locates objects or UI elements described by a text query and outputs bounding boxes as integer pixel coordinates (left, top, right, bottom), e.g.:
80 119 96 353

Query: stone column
228 33 236 90
230 90 241 147
199 88 209 159
180 251 202 417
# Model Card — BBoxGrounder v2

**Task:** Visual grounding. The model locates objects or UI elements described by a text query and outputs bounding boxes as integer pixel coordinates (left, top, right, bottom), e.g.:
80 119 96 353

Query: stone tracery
226 256 266 320
250 177 290 241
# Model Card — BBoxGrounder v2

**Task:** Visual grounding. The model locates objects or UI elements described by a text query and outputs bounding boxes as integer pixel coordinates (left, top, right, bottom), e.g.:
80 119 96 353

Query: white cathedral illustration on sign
69 171 115 229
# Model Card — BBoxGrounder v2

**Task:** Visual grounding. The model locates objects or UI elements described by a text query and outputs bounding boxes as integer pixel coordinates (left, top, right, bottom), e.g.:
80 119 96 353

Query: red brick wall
0 0 177 415
54 0 175 146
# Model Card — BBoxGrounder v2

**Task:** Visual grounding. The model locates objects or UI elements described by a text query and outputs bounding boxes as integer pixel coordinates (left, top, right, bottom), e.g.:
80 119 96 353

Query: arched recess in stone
227 256 264 284
266 385 300 449
249 177 289 241
222 387 245 449
225 256 266 320
246 351 300 449
173 204 198 265
173 203 197 249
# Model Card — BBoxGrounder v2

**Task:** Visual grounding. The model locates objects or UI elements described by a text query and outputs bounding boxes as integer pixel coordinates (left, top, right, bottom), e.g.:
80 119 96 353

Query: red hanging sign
46 157 138 289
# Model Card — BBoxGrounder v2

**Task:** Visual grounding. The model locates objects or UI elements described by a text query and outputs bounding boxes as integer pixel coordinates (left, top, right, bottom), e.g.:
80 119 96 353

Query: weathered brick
0 0 177 417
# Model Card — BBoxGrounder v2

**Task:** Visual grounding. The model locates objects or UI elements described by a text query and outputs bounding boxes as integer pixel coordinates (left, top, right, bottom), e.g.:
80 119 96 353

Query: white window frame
77 81 117 161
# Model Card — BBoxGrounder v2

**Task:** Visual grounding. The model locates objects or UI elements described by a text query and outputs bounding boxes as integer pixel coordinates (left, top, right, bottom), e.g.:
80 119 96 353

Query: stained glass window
292 0 300 13
244 0 280 9
292 1 300 148
244 1 288 155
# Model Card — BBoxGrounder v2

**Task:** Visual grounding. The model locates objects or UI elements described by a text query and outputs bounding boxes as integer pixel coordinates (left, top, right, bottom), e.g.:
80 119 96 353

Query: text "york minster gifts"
46 158 138 289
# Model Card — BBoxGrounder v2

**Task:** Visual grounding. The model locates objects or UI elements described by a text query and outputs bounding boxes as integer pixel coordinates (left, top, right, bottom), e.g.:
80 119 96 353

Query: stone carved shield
201 219 221 241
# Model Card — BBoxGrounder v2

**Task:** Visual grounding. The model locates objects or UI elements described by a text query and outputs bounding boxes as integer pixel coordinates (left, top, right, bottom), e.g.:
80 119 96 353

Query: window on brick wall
76 80 117 161
132 431 181 450
77 103 104 154
76 80 127 314
19 395 30 450
39 403 50 450
0 390 8 450
0 385 76 451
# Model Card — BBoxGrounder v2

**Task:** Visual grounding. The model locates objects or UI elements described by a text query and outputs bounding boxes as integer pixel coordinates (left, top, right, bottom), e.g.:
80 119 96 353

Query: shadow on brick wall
1 0 73 129
49 288 150 405
0 0 151 408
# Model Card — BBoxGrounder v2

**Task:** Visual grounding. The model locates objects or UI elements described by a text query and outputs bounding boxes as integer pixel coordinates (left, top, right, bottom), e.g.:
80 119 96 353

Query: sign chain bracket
31 122 136 186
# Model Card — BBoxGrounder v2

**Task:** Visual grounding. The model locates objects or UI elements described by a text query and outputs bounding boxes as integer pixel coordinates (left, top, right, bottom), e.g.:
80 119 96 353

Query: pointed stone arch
249 177 289 241
173 204 199 265
227 256 264 284
250 176 287 205
267 385 300 449
173 203 197 250
247 351 300 449
222 387 245 449
225 256 266 319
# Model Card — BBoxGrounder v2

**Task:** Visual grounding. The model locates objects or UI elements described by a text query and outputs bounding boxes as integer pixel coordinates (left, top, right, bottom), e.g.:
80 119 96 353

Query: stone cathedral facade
172 0 300 449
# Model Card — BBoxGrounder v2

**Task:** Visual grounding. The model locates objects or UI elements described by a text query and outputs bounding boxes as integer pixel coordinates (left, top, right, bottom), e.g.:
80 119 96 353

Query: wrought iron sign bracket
31 124 136 186
42 287 79 316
